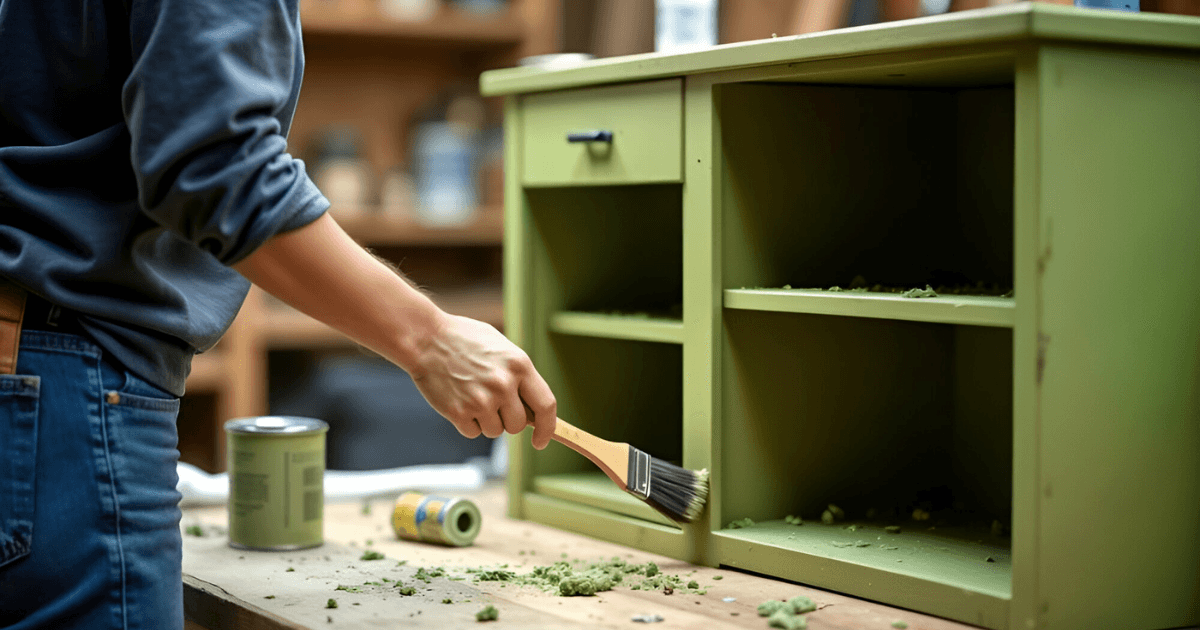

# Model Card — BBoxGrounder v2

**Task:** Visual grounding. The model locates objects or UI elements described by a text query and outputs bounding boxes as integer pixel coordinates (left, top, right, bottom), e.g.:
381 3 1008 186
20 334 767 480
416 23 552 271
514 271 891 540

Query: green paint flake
821 510 835 525
474 569 517 582
396 586 417 596
360 550 385 561
767 610 808 629
846 524 860 532
901 285 938 298
785 515 803 526
885 525 902 534
286 567 295 572
892 622 909 629
458 558 704 598
725 518 755 529
326 599 337 609
788 595 816 614
854 540 872 548
712 575 723 580
264 595 275 599
443 598 453 604
757 600 788 617
414 567 446 583
361 502 372 515
396 560 408 566
557 573 611 596
687 580 700 589
334 585 361 593
475 604 499 622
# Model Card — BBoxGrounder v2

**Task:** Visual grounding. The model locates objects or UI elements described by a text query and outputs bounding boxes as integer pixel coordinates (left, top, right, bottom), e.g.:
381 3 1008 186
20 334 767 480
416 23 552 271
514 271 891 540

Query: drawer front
521 79 682 186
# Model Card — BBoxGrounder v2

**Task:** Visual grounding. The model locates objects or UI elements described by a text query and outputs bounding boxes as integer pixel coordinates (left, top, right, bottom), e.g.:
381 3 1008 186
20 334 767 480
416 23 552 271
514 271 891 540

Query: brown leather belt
0 278 27 375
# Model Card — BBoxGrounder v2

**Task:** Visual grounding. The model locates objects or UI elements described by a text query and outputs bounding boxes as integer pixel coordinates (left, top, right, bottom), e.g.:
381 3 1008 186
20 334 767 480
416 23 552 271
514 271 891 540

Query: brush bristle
642 457 709 523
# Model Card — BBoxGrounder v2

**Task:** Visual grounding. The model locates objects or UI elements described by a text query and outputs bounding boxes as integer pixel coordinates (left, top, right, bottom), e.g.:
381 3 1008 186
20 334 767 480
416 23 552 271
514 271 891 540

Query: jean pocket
0 375 40 569
100 356 180 414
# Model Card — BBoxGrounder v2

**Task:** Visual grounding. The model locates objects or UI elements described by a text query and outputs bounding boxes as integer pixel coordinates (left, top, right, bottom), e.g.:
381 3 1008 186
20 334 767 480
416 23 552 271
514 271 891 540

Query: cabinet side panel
1036 46 1200 630
504 96 534 519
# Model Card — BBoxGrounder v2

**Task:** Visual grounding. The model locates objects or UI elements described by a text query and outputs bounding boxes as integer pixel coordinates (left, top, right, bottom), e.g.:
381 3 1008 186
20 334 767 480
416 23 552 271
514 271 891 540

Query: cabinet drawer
521 79 682 186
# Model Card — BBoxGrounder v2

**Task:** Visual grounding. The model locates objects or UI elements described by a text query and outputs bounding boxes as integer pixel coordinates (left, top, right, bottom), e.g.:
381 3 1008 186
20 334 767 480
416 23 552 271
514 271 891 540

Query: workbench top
182 484 978 630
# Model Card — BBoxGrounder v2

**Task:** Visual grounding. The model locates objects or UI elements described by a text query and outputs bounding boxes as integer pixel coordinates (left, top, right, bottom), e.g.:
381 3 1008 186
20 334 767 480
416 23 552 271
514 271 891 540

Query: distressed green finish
521 79 682 186
493 5 1200 630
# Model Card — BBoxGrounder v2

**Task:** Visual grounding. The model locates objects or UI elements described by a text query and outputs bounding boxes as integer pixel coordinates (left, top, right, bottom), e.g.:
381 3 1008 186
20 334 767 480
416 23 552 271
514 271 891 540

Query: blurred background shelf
300 3 526 46
333 206 504 245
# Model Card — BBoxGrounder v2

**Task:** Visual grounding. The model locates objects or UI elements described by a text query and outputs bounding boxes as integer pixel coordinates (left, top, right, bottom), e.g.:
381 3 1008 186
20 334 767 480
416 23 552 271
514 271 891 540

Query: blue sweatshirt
0 0 329 395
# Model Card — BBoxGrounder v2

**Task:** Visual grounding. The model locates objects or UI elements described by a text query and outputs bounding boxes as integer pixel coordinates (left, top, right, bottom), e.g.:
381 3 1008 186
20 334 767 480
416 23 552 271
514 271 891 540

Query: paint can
391 491 481 547
225 416 329 551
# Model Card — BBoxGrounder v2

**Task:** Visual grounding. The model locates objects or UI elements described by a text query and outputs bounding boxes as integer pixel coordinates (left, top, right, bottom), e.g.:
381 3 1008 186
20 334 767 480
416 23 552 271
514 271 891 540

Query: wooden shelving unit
488 5 1200 630
180 0 559 473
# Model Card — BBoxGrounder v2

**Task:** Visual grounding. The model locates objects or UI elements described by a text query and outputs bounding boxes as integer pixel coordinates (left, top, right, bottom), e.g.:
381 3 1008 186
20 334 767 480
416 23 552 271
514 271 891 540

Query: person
0 1 557 628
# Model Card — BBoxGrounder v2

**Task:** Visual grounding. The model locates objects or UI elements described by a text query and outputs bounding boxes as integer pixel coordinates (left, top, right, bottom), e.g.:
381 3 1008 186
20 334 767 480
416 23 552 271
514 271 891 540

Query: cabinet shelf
724 289 1015 328
301 4 524 47
714 521 1010 625
548 311 684 344
334 207 504 247
532 472 679 528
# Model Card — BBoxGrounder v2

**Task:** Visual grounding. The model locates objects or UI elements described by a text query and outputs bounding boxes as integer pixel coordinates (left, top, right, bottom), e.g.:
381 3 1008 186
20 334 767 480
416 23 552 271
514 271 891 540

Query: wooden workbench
182 483 980 630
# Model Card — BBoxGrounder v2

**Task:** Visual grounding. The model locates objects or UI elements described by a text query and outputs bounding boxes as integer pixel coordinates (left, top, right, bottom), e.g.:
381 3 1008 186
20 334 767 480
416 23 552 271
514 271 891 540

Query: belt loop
0 279 27 375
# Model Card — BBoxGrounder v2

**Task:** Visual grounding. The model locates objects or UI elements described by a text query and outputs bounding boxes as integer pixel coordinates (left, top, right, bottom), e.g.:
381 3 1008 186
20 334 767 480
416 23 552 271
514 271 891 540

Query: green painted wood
532 472 680 528
725 289 1015 328
480 4 1200 96
523 493 693 560
682 75 723 566
521 79 682 186
502 96 533 521
1008 50 1042 630
547 311 683 344
713 523 1010 629
1034 45 1200 630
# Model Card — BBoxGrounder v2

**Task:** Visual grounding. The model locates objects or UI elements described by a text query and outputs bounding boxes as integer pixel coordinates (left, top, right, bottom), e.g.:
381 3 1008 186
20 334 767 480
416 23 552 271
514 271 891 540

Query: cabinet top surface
480 3 1200 96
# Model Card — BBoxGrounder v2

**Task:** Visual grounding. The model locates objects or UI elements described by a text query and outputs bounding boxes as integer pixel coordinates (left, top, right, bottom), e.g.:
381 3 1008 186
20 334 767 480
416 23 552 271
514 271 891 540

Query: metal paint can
225 416 328 551
391 491 481 547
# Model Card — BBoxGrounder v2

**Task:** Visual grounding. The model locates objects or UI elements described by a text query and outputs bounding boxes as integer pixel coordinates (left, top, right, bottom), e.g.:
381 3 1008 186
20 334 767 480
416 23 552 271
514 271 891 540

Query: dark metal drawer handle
567 130 613 143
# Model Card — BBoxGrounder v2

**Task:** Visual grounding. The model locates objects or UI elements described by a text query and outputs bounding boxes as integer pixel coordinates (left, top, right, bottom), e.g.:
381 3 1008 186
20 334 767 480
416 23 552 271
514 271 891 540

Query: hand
409 313 557 450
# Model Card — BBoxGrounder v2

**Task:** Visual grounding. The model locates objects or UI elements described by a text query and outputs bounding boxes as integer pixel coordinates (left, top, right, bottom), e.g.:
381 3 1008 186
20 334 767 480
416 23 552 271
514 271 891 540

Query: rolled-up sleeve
121 0 328 265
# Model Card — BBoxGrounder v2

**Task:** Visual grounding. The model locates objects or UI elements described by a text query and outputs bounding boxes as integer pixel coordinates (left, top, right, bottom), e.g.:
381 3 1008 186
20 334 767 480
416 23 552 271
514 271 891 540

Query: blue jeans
0 331 183 630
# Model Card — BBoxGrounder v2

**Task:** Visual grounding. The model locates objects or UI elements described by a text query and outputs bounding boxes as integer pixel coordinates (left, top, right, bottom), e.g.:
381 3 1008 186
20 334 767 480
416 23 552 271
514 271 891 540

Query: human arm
232 213 558 449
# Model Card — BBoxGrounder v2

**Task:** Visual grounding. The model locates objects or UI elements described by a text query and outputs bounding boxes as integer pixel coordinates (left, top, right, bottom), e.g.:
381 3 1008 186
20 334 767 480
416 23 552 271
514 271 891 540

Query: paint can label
392 491 481 547
225 416 328 551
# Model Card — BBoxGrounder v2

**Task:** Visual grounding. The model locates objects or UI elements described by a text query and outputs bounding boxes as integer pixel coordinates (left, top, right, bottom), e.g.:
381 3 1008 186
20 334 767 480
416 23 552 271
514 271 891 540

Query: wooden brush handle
524 405 630 488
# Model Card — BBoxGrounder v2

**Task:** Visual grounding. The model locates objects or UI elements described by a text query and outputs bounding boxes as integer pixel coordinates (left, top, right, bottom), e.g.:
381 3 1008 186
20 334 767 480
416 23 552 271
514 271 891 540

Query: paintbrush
527 410 709 523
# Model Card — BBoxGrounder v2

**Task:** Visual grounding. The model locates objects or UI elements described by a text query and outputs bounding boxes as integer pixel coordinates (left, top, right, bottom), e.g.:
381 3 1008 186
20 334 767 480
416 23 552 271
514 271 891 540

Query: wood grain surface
183 483 981 630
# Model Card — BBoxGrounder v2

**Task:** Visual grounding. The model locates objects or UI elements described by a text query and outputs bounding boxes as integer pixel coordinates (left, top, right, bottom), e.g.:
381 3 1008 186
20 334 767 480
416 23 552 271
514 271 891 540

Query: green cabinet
485 5 1200 630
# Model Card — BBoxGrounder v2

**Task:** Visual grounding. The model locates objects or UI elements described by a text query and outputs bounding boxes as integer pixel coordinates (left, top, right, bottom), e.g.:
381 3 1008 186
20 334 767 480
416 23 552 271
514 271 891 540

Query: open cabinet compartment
719 81 1014 296
521 183 685 529
717 310 1013 626
712 79 1017 628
